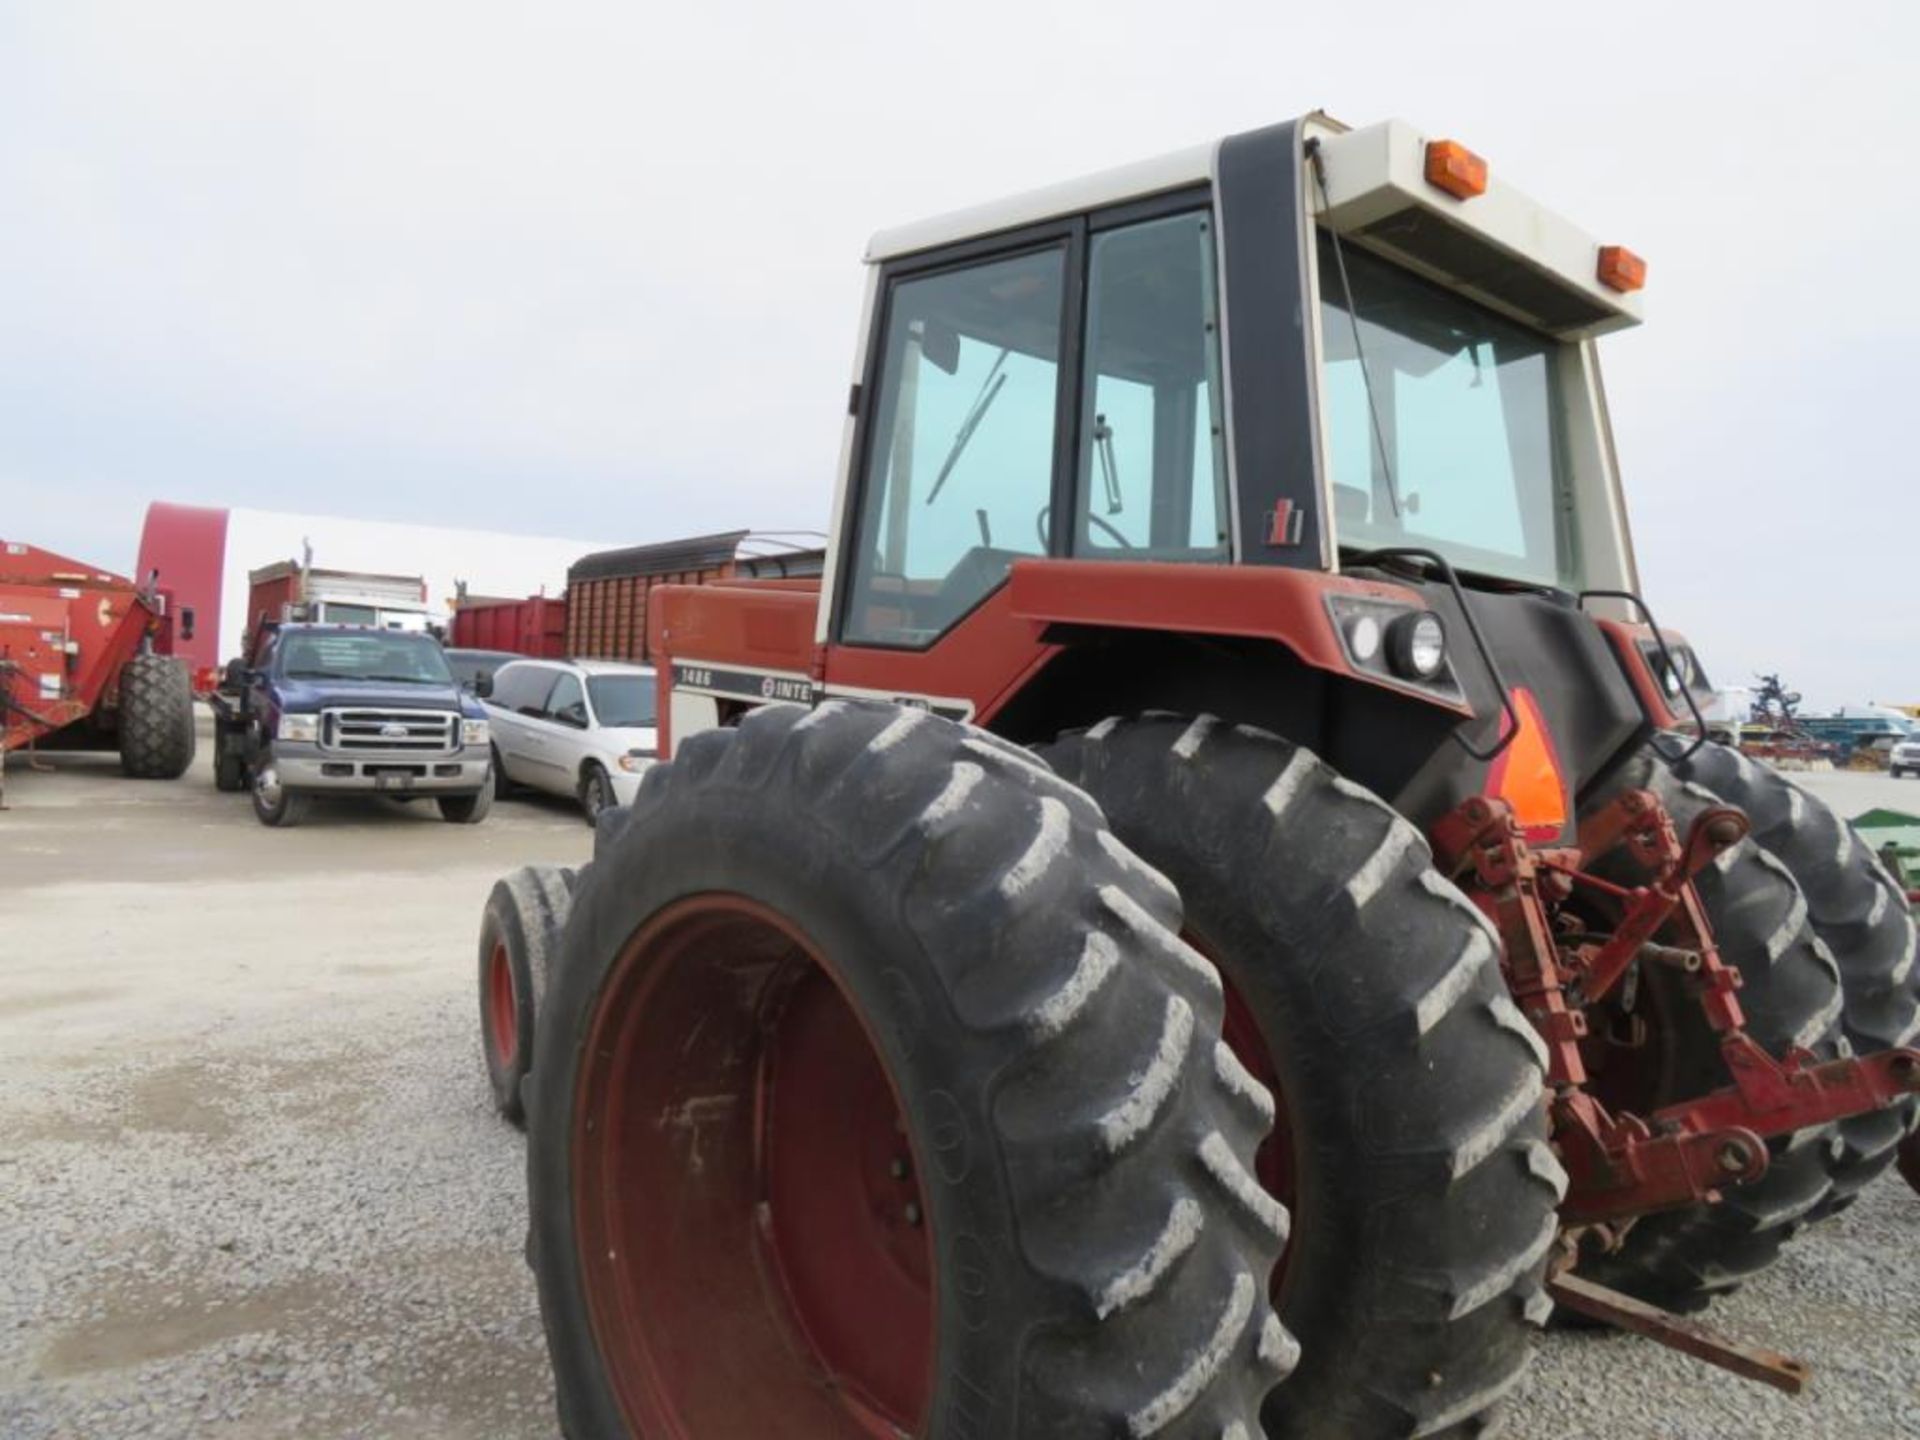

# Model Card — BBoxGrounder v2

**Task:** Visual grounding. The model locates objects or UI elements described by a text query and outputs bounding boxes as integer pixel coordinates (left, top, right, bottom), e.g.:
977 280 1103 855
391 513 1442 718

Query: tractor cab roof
868 114 1643 344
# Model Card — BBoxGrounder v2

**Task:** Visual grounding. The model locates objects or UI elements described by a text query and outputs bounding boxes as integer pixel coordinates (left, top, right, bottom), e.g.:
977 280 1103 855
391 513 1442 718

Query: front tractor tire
1044 715 1556 1440
118 653 196 779
525 700 1296 1440
476 864 579 1126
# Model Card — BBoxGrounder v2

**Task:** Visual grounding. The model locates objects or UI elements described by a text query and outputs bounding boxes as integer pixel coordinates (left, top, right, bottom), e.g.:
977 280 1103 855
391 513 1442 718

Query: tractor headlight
1385 611 1447 681
277 713 318 743
461 718 490 746
1343 614 1383 664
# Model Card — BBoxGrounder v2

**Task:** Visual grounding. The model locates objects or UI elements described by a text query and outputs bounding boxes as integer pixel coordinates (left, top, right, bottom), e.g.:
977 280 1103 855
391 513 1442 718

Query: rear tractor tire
118 653 196 779
525 699 1296 1440
1656 737 1920 1211
477 864 579 1126
1045 714 1557 1440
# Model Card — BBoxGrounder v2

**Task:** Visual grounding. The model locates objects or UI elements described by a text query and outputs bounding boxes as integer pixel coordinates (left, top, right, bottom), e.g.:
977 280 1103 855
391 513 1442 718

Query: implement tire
118 653 195 779
1044 714 1556 1440
1575 756 1846 1312
525 700 1294 1440
1658 738 1920 1209
477 864 579 1126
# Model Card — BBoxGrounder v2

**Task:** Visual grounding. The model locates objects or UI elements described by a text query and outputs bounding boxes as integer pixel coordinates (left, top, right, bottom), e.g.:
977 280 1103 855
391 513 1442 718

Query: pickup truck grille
321 708 457 754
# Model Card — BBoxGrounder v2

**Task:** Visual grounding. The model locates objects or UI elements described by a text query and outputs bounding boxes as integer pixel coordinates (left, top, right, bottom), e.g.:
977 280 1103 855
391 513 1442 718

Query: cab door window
843 246 1066 647
1072 212 1229 559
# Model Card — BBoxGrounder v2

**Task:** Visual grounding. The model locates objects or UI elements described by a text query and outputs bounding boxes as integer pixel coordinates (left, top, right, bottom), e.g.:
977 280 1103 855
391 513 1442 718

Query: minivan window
587 675 656 729
545 673 589 728
490 663 559 716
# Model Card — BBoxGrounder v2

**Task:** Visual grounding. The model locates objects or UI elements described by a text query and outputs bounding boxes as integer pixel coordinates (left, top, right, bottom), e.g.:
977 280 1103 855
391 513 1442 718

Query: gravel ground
1 730 1915 1437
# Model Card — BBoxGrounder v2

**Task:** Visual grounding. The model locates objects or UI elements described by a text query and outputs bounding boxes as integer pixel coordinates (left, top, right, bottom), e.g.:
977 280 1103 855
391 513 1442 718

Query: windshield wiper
365 673 439 684
1306 138 1404 520
925 348 1010 506
1092 413 1124 514
286 669 352 679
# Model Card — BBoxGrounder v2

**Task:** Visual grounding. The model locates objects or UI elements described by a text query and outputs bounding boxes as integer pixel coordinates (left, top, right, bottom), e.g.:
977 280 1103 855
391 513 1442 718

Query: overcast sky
3 3 1914 708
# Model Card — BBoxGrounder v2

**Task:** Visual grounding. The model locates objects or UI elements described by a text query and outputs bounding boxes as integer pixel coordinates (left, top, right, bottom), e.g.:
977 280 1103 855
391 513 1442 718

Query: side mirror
179 606 196 642
472 674 493 699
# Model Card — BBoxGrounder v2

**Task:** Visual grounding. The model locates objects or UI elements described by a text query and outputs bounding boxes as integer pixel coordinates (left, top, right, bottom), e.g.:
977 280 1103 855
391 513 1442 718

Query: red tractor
0 539 196 786
478 114 1920 1438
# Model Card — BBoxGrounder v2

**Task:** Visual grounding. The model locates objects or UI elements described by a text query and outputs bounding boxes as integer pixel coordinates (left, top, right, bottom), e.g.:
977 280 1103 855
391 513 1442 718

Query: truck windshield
280 631 454 685
1317 230 1570 587
586 675 657 729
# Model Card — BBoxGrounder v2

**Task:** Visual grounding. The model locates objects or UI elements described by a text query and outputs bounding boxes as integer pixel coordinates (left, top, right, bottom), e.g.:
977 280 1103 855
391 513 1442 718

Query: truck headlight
462 718 490 746
617 749 655 773
277 713 318 743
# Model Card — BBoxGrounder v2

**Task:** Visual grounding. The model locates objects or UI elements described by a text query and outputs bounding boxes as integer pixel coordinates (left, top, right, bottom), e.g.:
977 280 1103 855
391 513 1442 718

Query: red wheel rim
1194 932 1299 1296
573 894 934 1437
488 941 518 1067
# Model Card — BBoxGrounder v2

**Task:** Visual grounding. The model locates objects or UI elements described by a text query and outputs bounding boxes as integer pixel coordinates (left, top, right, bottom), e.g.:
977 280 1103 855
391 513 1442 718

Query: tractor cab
664 113 1701 840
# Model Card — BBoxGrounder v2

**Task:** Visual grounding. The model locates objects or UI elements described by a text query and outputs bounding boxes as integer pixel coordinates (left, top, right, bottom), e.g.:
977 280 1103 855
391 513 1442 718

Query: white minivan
481 658 658 822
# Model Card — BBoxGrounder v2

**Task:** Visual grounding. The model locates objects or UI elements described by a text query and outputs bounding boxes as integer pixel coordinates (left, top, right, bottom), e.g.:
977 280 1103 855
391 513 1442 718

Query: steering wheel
1035 505 1136 551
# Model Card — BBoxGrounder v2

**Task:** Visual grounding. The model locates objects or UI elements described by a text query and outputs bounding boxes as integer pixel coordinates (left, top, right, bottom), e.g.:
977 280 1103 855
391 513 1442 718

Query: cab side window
544 673 589 729
843 246 1067 647
1072 212 1229 560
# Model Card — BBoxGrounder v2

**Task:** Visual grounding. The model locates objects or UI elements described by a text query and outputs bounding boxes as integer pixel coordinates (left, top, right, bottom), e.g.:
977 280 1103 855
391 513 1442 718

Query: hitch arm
1660 1037 1920 1139
1548 1273 1811 1395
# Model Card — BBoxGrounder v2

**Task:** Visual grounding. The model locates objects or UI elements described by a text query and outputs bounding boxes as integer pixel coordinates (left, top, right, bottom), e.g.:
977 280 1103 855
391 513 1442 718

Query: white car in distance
481 658 658 822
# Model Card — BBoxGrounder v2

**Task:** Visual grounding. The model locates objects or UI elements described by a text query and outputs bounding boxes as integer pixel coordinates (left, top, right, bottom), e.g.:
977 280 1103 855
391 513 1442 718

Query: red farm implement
0 539 196 787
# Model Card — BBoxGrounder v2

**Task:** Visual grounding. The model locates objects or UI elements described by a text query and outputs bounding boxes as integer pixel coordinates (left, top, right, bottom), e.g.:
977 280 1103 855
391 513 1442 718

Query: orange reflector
1486 687 1568 841
1597 245 1647 293
1424 140 1488 200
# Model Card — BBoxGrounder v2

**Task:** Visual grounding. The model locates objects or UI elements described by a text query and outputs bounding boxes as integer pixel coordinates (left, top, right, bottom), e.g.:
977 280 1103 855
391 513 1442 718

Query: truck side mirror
473 674 493 698
180 606 196 642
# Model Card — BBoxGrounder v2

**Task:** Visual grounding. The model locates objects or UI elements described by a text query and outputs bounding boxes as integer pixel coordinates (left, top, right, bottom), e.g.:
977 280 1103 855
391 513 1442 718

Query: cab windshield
279 630 454 685
1317 230 1571 587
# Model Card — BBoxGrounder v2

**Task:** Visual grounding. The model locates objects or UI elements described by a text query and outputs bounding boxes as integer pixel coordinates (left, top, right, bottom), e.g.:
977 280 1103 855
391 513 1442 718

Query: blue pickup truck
207 623 494 827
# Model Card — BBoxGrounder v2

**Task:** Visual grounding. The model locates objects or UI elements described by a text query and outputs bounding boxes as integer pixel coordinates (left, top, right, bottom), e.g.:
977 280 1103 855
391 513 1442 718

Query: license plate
374 772 414 792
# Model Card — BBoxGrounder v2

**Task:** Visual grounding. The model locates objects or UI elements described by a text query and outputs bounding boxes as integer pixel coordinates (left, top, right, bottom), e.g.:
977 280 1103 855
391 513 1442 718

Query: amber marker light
1423 140 1488 199
1597 245 1647 293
